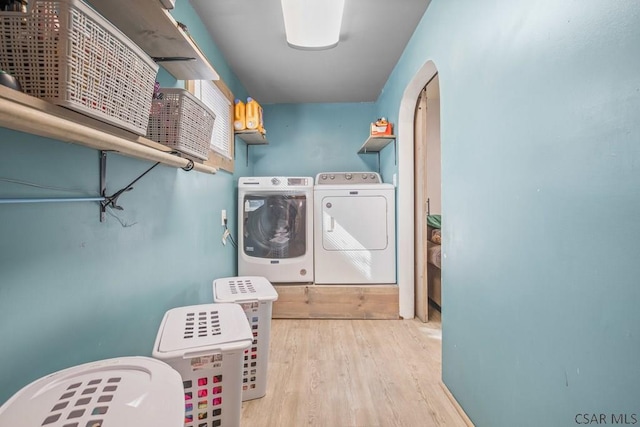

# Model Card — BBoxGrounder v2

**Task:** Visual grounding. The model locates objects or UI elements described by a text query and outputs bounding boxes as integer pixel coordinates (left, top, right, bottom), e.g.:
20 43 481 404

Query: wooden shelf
235 130 269 145
0 86 217 174
358 135 396 154
235 130 268 166
358 135 396 174
88 0 219 81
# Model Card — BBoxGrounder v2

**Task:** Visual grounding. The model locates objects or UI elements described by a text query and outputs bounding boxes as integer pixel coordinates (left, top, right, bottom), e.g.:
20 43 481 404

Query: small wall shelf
88 0 219 80
358 135 396 173
358 135 396 154
235 130 269 145
235 130 269 166
0 86 217 174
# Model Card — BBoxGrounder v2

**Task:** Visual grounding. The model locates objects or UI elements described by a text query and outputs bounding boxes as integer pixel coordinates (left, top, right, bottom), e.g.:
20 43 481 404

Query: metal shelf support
1 151 166 223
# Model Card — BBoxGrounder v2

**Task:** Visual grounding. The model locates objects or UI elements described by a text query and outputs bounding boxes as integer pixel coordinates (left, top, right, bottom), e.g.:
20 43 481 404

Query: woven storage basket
0 0 159 135
147 88 215 160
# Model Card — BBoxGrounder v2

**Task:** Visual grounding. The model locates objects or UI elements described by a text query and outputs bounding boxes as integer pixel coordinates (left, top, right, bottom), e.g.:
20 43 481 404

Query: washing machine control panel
286 177 309 186
264 177 310 186
316 172 381 184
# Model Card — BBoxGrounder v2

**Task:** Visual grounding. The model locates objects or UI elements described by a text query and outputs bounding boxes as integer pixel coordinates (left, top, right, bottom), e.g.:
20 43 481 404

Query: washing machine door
242 194 308 259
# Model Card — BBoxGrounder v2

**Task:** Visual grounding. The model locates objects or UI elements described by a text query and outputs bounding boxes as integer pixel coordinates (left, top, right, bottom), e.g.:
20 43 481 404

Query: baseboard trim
440 382 474 426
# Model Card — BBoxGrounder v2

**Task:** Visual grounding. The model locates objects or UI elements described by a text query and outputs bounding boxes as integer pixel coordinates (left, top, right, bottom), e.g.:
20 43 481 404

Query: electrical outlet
221 209 227 226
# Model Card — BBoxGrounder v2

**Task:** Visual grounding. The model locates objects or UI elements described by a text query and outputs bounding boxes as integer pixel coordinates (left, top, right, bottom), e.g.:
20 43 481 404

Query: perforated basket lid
0 356 183 427
213 276 278 303
153 303 252 357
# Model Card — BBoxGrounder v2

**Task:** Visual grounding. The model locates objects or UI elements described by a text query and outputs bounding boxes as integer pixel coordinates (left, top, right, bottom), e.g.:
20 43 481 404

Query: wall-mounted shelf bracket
1 151 191 222
99 151 165 222
357 136 396 174
152 56 197 63
235 130 269 166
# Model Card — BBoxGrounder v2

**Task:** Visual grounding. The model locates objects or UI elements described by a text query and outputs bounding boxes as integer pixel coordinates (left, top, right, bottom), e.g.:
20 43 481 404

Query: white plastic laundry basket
0 356 184 427
212 276 278 401
152 303 252 427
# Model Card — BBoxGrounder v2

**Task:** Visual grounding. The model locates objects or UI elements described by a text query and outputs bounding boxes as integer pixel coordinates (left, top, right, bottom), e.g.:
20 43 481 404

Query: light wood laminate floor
241 309 471 427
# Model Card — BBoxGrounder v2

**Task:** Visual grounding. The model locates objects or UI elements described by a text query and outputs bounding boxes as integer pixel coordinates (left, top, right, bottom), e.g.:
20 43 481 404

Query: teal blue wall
377 0 640 425
255 103 381 179
0 2 251 403
3 1 640 422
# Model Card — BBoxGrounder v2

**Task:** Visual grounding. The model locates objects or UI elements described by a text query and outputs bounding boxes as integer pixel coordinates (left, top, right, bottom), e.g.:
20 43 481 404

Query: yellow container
258 104 265 134
246 97 261 130
234 98 246 131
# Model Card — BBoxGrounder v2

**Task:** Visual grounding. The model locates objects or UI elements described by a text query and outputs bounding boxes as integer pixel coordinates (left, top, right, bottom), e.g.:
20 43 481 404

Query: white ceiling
190 0 431 104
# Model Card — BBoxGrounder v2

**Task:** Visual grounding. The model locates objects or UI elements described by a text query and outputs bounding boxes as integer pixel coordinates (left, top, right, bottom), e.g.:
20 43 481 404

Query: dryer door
242 193 308 259
320 195 388 251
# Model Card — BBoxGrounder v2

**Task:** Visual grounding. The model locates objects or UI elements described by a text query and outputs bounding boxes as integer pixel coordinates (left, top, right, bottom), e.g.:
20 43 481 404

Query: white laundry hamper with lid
0 356 184 427
212 276 278 401
152 303 252 427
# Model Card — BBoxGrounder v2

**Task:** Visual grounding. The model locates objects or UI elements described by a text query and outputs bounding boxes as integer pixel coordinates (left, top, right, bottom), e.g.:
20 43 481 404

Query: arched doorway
397 60 439 319
415 73 441 322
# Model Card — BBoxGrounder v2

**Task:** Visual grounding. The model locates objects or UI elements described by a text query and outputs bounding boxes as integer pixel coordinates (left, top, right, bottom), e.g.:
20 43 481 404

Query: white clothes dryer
314 172 396 284
238 176 314 283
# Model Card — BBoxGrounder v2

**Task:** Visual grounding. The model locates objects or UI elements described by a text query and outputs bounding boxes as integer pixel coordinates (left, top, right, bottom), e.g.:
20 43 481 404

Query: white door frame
397 60 438 319
414 87 429 322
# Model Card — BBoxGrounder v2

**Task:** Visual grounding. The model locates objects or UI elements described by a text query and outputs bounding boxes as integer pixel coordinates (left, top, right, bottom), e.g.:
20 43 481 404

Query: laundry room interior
1 0 639 426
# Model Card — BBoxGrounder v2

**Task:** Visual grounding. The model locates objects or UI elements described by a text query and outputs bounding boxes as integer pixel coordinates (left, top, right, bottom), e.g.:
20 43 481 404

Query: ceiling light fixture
281 0 345 50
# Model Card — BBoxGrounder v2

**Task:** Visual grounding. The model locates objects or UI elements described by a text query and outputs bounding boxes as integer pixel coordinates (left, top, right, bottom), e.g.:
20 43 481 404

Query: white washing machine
314 172 396 284
238 176 314 283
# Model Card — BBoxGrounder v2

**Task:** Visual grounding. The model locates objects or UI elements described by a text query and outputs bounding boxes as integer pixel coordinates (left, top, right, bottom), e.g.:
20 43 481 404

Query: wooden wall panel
273 285 399 319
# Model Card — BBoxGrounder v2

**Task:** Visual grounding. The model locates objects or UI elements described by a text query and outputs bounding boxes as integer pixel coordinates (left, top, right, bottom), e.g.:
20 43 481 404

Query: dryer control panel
316 172 381 185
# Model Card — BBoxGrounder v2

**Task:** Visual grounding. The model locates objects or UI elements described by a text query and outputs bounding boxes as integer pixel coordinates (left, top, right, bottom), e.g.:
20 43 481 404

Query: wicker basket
147 88 215 160
0 0 159 135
